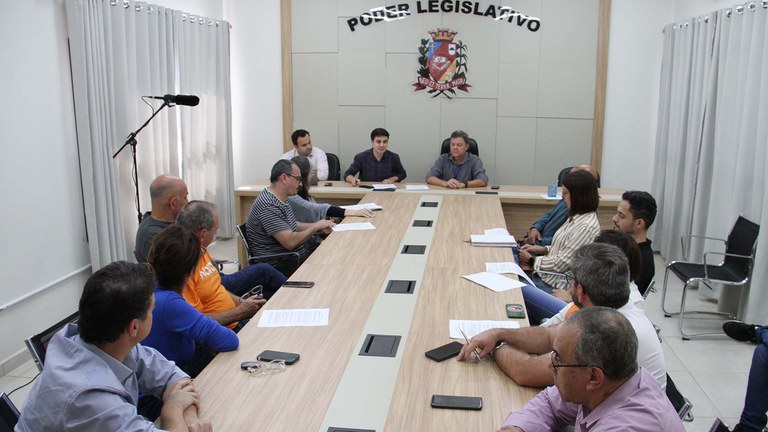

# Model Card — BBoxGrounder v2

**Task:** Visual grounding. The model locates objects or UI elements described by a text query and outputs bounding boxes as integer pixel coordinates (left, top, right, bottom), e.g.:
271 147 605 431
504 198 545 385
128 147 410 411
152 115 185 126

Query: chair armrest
701 251 754 280
249 251 301 269
214 259 241 273
680 234 727 260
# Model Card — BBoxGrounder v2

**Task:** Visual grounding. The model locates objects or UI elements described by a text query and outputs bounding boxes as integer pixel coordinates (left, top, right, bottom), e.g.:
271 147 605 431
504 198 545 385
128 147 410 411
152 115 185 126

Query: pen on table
459 328 482 361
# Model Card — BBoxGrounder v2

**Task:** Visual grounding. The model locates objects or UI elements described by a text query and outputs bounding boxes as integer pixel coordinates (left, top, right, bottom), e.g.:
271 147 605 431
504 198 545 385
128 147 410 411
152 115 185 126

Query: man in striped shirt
246 160 335 276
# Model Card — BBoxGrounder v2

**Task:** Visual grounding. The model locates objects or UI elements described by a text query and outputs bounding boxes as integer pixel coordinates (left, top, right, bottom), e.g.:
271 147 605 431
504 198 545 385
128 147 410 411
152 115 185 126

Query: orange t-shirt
183 249 237 329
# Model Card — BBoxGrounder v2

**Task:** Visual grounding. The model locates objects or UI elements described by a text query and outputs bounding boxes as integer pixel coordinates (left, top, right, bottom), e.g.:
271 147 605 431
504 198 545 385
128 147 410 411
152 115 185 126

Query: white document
340 202 383 211
332 222 376 232
485 262 535 287
372 183 396 190
470 234 517 247
449 319 520 339
405 184 429 190
540 194 562 200
462 272 526 292
484 228 511 236
257 309 329 328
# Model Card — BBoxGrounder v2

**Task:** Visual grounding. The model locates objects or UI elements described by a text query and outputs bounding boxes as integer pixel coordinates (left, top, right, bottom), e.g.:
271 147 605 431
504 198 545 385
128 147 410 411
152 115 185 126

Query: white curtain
66 0 234 268
653 3 768 323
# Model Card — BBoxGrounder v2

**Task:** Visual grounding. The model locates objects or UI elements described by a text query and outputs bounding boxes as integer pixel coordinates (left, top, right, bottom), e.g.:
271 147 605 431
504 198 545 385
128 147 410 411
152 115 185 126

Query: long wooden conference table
233 181 624 265
194 192 542 431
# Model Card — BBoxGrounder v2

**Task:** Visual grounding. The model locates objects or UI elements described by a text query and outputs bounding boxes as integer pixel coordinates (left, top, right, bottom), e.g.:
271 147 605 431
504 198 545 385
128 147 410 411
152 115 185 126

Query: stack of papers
372 184 396 190
405 184 429 190
340 203 383 211
470 228 516 247
332 222 376 232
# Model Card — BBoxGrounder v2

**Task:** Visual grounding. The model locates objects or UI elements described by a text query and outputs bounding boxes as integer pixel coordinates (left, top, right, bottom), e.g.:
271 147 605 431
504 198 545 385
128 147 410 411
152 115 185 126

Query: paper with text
449 319 521 339
485 262 535 287
257 309 329 328
462 272 526 292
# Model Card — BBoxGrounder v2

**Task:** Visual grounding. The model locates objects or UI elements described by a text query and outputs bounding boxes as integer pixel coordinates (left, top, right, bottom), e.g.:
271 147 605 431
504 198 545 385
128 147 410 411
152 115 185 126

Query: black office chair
661 216 760 340
557 166 601 187
0 392 20 431
25 311 79 372
440 137 479 156
235 223 301 273
642 279 656 300
666 374 694 421
326 153 341 181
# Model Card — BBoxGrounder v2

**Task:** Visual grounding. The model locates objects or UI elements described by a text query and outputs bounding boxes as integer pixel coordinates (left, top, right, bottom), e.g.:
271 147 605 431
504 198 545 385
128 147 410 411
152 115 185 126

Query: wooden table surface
194 192 539 431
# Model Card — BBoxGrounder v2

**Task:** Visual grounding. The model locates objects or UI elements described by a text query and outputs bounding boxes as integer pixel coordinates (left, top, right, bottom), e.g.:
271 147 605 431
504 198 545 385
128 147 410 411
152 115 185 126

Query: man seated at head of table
134 174 189 263
611 190 658 295
176 200 278 330
425 130 489 189
524 165 598 246
458 243 667 390
246 159 336 276
15 261 212 432
281 128 329 182
344 127 407 186
142 225 239 378
498 307 683 432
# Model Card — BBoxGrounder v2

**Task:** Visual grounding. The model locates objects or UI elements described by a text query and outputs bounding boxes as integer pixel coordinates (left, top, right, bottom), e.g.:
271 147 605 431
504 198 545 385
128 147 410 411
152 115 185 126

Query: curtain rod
663 0 768 32
106 0 233 28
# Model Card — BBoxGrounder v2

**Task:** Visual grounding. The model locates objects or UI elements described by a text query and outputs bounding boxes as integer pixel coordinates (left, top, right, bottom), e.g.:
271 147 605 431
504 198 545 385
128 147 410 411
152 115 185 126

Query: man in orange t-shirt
176 201 287 329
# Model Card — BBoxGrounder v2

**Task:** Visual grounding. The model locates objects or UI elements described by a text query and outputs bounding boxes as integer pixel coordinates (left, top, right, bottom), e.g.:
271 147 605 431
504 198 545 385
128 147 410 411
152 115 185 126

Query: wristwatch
492 341 507 356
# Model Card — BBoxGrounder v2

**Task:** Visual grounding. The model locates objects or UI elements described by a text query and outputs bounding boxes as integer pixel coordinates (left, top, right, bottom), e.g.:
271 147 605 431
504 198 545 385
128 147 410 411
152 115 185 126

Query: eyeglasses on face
285 173 302 182
550 350 591 370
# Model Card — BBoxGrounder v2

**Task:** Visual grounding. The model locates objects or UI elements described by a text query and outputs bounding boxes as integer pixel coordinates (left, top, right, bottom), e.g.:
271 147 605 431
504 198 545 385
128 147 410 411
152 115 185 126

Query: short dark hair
370 127 389 141
78 261 155 345
270 159 296 183
571 243 630 309
147 224 201 293
565 306 638 381
291 129 309 146
594 230 642 283
176 200 216 234
622 190 657 229
291 156 312 200
450 130 469 145
562 170 599 216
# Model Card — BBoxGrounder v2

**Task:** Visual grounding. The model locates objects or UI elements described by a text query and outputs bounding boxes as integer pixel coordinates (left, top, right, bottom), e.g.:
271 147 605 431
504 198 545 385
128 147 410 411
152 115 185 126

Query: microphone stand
113 100 173 224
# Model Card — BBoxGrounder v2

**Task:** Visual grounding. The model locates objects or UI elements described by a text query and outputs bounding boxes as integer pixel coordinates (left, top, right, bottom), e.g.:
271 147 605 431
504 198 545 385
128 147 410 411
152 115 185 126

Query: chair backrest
0 392 20 431
235 223 253 260
440 137 479 156
25 311 79 372
723 216 760 277
557 166 601 187
666 373 693 420
326 153 341 181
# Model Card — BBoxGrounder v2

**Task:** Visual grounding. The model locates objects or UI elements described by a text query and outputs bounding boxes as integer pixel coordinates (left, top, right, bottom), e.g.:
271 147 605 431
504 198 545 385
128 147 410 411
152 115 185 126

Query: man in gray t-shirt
133 175 188 262
426 130 489 188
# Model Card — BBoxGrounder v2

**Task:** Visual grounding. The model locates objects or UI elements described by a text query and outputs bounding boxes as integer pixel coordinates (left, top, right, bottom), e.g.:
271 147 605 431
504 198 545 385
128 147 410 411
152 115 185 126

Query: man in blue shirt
525 165 598 246
16 261 211 432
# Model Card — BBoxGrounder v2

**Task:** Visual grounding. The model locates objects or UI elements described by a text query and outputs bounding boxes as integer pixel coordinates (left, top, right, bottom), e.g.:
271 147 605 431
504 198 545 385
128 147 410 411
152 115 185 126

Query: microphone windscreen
174 95 200 106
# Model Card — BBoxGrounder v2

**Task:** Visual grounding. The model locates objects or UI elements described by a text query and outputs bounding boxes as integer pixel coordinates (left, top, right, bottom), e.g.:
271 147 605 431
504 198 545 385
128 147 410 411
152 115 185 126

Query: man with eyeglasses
499 307 682 432
245 160 335 276
458 243 666 390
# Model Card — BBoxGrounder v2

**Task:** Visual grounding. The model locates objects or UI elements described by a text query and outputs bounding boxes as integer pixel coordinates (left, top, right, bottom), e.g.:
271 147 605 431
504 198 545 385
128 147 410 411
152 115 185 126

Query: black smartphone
425 341 463 362
431 395 483 410
257 350 300 365
491 185 500 190
359 184 373 189
506 303 526 319
324 182 333 186
283 281 314 288
241 285 263 299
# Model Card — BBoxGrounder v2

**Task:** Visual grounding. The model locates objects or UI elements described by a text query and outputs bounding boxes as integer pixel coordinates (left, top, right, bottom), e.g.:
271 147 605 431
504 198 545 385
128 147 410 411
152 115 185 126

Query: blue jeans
521 283 567 326
220 263 287 299
740 326 768 431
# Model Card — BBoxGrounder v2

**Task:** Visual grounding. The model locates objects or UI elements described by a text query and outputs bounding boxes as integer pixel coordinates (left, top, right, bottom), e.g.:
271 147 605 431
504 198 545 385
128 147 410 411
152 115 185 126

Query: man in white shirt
281 129 329 181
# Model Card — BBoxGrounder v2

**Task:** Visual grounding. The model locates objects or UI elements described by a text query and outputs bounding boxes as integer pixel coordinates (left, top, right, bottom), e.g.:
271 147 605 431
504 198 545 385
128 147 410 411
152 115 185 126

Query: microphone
145 94 200 106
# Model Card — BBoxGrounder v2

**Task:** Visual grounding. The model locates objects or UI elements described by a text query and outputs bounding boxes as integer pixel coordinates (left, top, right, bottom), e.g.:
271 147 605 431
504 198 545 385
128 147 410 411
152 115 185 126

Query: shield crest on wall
413 28 471 98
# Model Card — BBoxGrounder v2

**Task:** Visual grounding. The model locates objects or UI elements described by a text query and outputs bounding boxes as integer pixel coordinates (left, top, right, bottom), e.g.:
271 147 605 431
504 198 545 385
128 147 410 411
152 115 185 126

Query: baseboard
0 348 32 378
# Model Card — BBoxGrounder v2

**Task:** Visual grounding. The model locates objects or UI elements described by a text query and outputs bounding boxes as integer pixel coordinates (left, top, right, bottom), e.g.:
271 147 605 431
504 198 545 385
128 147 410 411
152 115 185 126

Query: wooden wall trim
281 0 293 152
591 0 611 172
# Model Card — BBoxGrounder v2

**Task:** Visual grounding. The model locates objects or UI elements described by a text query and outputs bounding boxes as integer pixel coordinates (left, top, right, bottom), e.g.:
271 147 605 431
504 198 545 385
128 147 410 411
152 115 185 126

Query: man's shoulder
312 146 327 157
280 149 294 160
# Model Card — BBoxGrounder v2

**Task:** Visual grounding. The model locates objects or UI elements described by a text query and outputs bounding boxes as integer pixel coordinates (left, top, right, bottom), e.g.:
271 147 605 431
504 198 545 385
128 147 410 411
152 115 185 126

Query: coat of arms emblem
413 28 471 98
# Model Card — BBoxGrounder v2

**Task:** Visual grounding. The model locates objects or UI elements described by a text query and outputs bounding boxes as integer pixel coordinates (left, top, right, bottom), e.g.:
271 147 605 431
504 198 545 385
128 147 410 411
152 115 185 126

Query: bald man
134 175 189 262
525 165 598 246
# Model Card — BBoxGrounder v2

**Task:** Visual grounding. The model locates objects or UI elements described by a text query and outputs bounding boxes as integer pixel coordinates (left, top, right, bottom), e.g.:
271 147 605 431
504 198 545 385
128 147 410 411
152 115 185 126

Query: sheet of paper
484 228 511 236
257 309 329 328
540 194 562 200
449 319 520 339
372 183 397 190
462 272 526 292
332 222 376 232
470 234 517 247
340 203 383 211
485 262 535 287
405 184 429 190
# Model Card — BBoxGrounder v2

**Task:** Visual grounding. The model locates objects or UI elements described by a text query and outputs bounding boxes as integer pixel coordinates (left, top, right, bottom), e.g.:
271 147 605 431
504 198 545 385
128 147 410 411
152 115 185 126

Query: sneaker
723 320 758 343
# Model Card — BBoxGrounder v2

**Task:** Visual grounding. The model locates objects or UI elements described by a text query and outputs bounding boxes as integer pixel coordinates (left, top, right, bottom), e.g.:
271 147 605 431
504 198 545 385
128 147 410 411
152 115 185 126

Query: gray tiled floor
0 245 757 431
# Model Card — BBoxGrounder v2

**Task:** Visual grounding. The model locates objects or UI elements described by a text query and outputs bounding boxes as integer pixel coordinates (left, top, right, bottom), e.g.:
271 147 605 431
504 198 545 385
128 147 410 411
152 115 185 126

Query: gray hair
270 159 295 183
571 243 630 309
176 200 216 233
564 306 638 381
